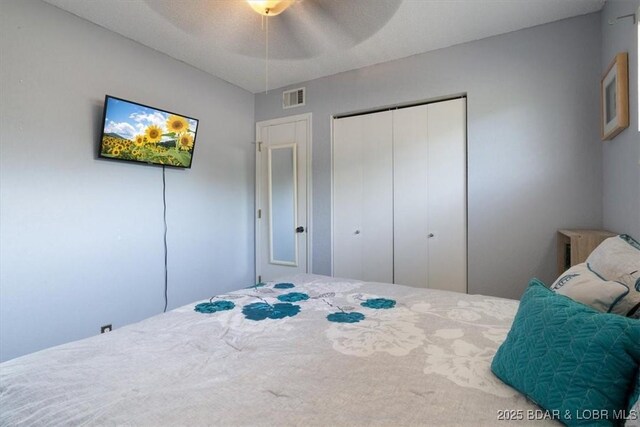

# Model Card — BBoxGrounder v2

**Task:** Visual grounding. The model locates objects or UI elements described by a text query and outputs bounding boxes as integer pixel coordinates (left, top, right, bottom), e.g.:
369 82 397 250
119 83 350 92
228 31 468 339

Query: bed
0 274 557 426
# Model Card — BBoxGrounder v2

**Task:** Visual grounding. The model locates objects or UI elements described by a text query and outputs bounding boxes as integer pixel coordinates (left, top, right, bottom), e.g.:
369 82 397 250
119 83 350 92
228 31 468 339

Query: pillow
586 234 640 283
586 234 640 318
550 263 629 313
491 279 640 426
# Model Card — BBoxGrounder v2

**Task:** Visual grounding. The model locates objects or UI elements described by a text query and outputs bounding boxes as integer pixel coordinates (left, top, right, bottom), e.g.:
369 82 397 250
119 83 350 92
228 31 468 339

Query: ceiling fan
247 0 296 16
144 0 402 61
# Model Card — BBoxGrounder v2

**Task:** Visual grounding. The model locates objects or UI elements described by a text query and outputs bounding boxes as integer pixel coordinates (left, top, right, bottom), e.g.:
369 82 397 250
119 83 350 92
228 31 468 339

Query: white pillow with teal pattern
550 263 629 313
586 234 640 318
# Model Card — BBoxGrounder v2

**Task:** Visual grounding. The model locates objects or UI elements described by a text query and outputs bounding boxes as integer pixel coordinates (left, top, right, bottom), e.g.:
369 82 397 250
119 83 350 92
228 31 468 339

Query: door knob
296 226 305 233
428 233 434 238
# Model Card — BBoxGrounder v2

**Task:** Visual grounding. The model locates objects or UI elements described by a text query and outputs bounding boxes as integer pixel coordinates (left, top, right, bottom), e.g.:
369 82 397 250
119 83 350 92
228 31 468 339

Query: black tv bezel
98 95 200 169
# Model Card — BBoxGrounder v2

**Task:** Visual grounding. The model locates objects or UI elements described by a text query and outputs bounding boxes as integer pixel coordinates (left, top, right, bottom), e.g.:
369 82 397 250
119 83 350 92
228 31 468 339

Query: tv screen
99 95 199 168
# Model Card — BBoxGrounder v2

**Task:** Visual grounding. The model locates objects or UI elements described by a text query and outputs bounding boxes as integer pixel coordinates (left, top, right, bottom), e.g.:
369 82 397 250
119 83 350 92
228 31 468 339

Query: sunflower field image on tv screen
100 97 198 168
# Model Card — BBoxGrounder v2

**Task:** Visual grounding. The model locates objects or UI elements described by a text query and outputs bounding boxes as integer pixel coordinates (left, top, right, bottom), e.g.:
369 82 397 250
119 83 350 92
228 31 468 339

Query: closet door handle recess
354 230 361 235
428 233 435 238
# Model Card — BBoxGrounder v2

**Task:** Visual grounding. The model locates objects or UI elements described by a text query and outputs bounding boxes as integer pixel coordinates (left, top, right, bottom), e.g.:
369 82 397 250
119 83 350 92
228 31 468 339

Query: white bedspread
0 274 556 426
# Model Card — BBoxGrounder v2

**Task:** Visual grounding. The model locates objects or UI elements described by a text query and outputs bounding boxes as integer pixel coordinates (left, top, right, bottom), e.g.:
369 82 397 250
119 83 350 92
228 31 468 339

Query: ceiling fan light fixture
247 0 294 16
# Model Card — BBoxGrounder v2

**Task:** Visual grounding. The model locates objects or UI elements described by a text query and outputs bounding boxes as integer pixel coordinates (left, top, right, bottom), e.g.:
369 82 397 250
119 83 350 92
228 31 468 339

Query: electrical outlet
100 324 112 333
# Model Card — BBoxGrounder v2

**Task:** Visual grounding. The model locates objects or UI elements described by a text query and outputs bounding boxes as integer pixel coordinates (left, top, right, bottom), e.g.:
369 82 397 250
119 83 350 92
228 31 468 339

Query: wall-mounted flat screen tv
99 95 199 168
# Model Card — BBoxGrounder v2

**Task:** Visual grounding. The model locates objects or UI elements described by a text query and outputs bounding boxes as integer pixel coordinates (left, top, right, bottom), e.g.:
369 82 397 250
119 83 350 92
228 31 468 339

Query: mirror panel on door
268 143 298 266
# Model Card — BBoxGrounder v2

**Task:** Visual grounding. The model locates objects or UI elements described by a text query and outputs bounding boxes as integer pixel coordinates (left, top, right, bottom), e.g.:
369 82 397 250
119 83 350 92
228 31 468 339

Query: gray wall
601 0 640 239
255 13 604 300
0 0 255 361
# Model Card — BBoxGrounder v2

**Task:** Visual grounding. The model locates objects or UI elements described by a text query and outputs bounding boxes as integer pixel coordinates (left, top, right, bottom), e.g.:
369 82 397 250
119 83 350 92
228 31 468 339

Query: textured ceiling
43 0 605 93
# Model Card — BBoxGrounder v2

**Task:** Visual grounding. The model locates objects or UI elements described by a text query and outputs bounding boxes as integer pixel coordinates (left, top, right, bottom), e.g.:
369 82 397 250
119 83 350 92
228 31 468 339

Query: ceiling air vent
283 87 305 109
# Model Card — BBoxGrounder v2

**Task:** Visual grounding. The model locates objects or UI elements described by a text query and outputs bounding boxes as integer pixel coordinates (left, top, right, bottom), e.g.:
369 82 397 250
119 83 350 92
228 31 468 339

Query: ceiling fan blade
295 0 402 46
143 0 229 36
228 13 325 59
271 13 327 58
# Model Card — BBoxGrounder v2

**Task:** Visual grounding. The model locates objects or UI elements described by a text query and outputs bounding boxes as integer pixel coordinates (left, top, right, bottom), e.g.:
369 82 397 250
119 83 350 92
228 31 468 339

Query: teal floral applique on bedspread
277 292 310 302
361 298 396 309
242 302 301 321
322 294 396 323
195 283 398 325
194 300 235 313
327 312 365 323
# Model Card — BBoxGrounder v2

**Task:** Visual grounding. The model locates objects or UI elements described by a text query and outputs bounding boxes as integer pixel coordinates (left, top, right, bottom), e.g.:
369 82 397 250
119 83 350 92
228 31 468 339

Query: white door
425 99 466 293
393 98 467 292
332 111 393 282
256 115 310 283
393 104 430 287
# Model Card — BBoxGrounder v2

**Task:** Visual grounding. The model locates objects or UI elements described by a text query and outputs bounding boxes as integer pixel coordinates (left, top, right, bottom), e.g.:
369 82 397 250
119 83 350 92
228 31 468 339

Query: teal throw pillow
491 279 640 426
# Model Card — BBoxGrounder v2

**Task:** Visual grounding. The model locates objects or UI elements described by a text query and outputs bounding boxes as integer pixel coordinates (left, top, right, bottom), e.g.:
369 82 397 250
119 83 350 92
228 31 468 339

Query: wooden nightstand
557 229 617 276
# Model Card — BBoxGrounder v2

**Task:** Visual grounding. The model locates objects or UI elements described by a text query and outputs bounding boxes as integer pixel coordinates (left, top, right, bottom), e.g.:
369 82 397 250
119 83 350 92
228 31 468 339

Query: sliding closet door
333 111 393 282
426 99 467 293
393 104 430 287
